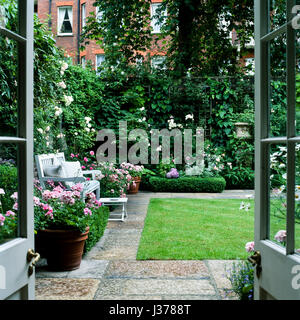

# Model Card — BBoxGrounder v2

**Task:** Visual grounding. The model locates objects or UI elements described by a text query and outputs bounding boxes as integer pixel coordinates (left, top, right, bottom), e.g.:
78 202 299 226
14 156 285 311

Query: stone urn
234 122 252 139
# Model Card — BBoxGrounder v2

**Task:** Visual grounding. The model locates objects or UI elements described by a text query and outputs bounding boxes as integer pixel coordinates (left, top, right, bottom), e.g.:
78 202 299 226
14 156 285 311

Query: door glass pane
295 144 300 254
269 0 286 33
269 144 287 250
0 1 18 34
0 144 18 245
0 35 18 137
270 33 287 137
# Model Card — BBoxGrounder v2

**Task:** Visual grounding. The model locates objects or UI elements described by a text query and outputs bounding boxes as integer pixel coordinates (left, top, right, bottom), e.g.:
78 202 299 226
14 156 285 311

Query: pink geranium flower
275 230 287 243
83 208 92 216
90 151 94 156
5 210 15 217
83 157 88 163
245 241 255 253
0 214 5 226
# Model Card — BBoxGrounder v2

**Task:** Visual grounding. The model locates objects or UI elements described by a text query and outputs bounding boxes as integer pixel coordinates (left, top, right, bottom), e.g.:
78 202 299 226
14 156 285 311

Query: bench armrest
82 170 102 180
42 177 86 183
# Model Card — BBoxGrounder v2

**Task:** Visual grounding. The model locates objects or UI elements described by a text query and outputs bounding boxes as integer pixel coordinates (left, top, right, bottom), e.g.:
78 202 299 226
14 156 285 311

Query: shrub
0 165 17 211
84 206 109 253
148 176 226 193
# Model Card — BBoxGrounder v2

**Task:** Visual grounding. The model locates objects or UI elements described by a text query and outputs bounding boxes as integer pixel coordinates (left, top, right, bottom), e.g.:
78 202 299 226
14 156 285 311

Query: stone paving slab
66 260 109 279
205 260 235 289
90 247 139 260
96 279 215 296
36 278 99 300
106 220 145 230
105 260 209 279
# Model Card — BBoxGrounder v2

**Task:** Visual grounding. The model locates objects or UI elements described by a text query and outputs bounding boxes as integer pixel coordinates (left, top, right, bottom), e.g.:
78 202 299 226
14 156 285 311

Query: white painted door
254 0 300 300
0 0 35 300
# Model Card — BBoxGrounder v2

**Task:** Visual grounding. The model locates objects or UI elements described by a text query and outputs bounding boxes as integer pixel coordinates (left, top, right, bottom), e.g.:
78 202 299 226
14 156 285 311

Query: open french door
254 0 300 300
0 0 35 300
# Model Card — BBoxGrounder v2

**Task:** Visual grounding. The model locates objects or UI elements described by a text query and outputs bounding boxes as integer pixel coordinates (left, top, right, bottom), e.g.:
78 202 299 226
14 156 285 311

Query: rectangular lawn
137 198 300 260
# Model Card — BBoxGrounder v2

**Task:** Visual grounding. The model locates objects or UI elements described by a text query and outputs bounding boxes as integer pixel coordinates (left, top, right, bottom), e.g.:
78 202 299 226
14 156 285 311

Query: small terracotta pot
128 176 141 194
36 227 89 271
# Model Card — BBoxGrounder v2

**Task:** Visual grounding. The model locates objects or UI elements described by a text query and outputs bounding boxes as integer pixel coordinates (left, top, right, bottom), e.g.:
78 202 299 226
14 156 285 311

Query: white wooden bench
35 152 101 200
100 198 128 222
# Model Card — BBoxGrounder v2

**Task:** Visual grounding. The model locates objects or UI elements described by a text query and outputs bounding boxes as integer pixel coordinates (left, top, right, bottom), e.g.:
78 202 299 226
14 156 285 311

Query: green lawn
137 198 300 260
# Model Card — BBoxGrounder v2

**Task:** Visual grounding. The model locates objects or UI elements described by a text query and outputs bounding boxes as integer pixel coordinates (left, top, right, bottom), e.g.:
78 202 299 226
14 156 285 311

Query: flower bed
147 176 226 193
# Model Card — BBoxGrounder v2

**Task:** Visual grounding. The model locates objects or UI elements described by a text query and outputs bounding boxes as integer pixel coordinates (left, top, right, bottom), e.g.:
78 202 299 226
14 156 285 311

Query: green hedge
148 176 226 193
84 205 110 253
0 164 18 211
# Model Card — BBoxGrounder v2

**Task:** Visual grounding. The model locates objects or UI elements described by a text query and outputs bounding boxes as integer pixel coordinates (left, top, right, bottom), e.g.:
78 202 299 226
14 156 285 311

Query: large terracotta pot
35 227 89 271
128 176 141 194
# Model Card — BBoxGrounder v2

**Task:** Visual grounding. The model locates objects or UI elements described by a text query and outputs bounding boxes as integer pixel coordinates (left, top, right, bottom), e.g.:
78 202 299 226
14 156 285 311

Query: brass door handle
27 249 40 277
248 250 262 278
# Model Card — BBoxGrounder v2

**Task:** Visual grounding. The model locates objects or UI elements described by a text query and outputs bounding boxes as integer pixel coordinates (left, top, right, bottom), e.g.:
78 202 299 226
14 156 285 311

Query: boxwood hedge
147 176 226 193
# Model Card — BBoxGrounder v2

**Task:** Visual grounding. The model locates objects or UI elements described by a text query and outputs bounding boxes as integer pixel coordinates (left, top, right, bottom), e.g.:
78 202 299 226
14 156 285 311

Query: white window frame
151 55 166 69
81 56 86 68
81 3 86 29
57 6 73 36
96 54 105 74
151 3 166 34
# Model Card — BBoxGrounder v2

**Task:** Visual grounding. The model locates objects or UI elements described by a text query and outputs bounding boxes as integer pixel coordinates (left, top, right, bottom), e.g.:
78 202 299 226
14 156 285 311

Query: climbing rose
275 230 286 243
245 241 255 253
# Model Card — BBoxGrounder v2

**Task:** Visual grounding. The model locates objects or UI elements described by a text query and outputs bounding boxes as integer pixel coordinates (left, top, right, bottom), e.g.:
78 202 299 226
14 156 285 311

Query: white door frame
254 0 300 300
0 0 34 300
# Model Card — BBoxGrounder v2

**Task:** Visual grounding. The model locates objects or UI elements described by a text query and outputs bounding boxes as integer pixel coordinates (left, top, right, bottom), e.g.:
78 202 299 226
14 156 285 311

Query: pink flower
111 189 115 193
13 202 18 210
275 230 286 243
33 196 40 206
94 200 102 207
11 192 18 200
70 153 75 158
5 210 15 217
83 157 88 163
90 167 93 170
81 166 86 170
83 207 92 216
90 151 94 156
0 214 5 226
71 183 84 193
245 241 255 253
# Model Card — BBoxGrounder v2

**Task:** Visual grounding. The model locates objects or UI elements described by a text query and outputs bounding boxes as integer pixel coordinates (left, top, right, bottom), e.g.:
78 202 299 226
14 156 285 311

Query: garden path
35 190 254 300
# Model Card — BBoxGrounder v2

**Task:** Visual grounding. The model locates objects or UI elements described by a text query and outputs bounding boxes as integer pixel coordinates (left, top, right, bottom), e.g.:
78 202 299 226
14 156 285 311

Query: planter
234 122 252 139
35 227 89 271
128 176 141 194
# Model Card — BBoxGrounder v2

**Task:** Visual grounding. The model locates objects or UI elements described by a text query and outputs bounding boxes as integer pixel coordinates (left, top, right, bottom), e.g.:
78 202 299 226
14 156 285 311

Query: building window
151 55 166 69
245 58 254 75
58 6 73 35
81 3 86 29
81 56 86 68
96 6 103 23
96 54 105 74
151 3 166 34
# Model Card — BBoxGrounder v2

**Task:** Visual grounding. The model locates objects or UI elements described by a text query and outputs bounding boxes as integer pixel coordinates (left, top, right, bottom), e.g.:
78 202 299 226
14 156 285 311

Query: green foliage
0 164 17 212
84 206 109 253
148 176 226 193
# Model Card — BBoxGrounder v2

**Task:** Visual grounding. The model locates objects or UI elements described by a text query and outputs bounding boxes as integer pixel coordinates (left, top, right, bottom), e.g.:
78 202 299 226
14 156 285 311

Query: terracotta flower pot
35 227 89 271
128 176 141 194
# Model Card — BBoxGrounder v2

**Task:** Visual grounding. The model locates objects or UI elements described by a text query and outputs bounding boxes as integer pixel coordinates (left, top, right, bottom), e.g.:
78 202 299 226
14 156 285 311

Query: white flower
156 146 162 152
239 201 245 210
57 81 66 89
0 188 5 195
54 106 63 117
63 95 74 106
140 107 145 111
84 117 92 123
57 133 64 139
46 141 50 147
282 173 287 180
185 114 194 120
61 62 68 71
87 123 92 128
37 128 44 134
85 127 90 133
91 128 96 132
74 132 78 136
45 126 50 132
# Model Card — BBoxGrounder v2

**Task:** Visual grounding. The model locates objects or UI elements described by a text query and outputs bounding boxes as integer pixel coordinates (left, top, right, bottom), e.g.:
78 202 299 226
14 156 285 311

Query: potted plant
120 163 144 194
30 182 103 271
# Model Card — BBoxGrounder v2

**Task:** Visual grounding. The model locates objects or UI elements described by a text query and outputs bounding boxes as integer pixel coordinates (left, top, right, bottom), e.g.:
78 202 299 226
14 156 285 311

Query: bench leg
96 187 100 200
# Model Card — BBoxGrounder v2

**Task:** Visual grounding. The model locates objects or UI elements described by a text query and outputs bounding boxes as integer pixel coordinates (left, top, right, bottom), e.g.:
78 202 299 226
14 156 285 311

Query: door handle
248 250 262 278
27 249 40 277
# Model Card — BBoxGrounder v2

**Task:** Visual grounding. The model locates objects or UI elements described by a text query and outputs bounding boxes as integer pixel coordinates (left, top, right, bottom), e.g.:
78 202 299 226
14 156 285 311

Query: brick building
36 0 167 70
